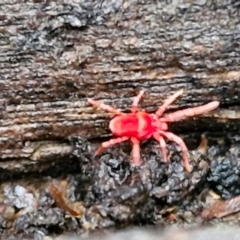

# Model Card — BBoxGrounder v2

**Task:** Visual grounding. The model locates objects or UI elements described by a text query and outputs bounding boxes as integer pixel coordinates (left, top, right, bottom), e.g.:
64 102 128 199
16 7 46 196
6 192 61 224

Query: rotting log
0 0 240 173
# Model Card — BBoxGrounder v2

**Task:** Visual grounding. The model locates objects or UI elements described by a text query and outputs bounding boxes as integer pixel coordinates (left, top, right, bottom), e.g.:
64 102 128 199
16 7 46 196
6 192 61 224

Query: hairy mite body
110 112 155 140
88 90 220 172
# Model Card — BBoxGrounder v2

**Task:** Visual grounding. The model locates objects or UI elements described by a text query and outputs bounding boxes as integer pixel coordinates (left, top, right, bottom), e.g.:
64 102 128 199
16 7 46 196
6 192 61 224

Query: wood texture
0 0 240 166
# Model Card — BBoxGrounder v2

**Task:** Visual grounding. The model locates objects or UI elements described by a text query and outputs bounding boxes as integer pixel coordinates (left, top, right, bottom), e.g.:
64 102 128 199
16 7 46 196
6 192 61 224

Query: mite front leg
159 131 192 172
155 89 184 117
131 90 145 113
88 99 123 115
153 132 168 162
94 136 129 157
131 137 142 165
161 101 220 122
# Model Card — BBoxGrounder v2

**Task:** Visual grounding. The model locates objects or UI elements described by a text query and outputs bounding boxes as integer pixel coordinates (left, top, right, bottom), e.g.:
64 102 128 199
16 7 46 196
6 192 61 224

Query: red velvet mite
88 90 219 172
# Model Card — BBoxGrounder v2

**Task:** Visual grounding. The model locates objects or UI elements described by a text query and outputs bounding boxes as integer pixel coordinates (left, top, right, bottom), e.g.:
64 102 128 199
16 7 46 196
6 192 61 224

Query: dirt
0 133 240 239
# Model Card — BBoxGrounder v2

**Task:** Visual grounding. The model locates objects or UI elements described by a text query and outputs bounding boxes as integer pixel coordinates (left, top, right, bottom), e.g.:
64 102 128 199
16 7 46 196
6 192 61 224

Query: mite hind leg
88 98 123 115
94 136 129 157
130 137 142 165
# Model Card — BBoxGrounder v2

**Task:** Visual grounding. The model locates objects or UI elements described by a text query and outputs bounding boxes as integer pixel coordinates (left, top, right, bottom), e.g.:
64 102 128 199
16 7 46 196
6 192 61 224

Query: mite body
88 90 219 172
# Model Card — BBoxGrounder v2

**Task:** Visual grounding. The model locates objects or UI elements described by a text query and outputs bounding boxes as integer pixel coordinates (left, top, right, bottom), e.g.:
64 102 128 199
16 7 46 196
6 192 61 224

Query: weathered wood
0 0 240 166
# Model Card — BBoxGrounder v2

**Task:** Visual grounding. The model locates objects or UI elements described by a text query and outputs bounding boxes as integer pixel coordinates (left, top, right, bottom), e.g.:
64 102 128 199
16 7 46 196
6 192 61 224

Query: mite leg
131 90 145 113
161 101 220 122
94 136 129 157
88 99 123 115
153 132 168 162
131 137 142 165
159 131 192 172
155 89 184 117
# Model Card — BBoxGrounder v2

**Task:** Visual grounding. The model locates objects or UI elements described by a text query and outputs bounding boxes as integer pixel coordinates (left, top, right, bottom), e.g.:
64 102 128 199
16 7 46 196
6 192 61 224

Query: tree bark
0 0 239 170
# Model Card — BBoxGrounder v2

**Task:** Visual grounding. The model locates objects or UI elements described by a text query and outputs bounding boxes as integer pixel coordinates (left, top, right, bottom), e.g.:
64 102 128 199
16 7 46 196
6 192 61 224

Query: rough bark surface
0 0 240 169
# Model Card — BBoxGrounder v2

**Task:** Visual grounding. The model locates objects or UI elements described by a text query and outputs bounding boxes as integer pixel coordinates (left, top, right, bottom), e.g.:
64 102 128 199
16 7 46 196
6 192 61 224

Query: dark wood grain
0 0 239 166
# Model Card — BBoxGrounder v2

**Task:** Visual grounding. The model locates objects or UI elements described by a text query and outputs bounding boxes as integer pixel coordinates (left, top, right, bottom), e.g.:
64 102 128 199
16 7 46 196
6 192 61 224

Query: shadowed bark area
0 0 239 169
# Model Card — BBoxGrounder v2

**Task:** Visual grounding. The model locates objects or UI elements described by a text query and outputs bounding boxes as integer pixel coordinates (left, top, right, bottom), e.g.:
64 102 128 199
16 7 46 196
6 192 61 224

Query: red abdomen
109 112 154 140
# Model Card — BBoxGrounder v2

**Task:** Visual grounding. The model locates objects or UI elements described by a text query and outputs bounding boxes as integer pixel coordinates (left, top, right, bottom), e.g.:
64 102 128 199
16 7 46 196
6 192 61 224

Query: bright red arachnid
88 90 220 172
